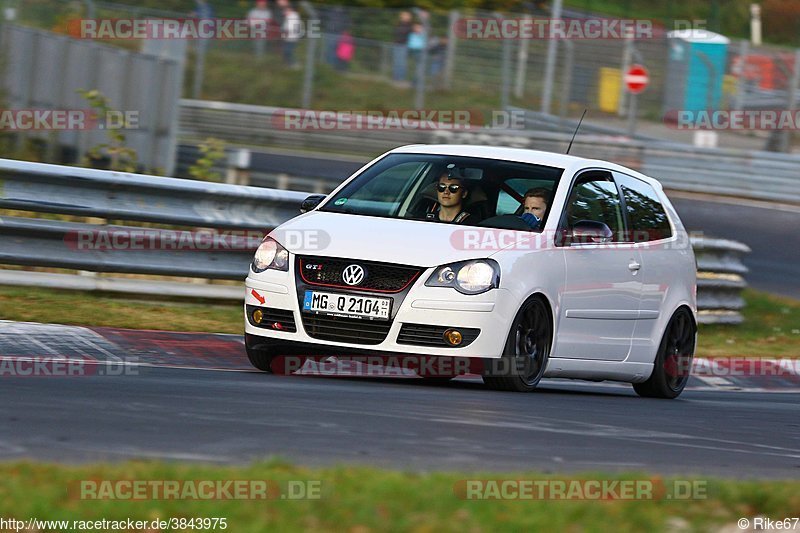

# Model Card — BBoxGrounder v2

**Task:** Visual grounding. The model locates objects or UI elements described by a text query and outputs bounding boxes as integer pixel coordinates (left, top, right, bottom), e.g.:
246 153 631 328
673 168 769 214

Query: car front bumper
244 267 516 359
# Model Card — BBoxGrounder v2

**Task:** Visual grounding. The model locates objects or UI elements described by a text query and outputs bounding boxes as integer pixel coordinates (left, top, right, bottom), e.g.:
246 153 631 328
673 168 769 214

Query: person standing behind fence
191 0 214 20
427 34 446 82
282 4 302 68
325 5 350 66
247 0 272 58
407 22 426 85
392 11 412 82
336 30 355 71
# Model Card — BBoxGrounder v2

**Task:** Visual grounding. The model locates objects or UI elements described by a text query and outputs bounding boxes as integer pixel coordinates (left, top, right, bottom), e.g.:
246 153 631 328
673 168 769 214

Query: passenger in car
520 187 549 228
426 171 471 223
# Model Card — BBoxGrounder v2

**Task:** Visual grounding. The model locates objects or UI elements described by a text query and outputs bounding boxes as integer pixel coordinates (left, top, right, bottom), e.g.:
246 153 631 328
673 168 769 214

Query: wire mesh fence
4 0 800 152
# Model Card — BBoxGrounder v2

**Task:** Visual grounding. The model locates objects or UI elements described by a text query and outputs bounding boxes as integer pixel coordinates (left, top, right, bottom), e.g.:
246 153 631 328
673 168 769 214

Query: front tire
246 345 276 372
483 296 552 392
633 308 696 399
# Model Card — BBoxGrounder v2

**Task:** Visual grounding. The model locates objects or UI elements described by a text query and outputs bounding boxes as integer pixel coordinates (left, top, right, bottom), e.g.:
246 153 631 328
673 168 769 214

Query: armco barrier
179 99 800 204
0 158 749 323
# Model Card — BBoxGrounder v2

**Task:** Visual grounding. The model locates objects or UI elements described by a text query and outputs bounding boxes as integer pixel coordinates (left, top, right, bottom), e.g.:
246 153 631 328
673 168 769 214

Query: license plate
302 290 391 321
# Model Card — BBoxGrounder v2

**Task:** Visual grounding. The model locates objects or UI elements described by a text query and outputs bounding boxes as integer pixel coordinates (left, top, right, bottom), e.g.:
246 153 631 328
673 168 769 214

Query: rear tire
633 308 696 399
483 296 552 392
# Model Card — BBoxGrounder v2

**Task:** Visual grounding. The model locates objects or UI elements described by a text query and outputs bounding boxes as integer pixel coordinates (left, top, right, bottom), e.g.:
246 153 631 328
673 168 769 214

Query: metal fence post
618 26 634 117
559 40 574 125
83 0 95 19
514 14 532 99
192 40 207 99
414 9 429 110
444 9 459 90
626 47 644 137
732 39 749 112
540 0 562 114
777 48 800 153
300 1 317 109
495 12 511 111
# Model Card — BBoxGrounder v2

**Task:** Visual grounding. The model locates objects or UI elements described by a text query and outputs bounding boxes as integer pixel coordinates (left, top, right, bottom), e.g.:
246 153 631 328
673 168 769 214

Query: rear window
616 173 672 242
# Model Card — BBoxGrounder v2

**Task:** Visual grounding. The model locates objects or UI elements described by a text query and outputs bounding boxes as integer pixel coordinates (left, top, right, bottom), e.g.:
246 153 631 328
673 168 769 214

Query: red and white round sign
625 64 649 94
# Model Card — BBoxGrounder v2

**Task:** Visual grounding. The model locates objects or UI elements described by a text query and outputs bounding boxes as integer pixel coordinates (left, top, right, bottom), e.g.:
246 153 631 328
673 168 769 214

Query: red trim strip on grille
298 259 421 294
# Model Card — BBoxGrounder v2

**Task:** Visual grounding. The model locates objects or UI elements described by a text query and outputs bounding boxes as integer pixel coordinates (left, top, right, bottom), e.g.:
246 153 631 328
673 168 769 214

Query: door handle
628 260 641 272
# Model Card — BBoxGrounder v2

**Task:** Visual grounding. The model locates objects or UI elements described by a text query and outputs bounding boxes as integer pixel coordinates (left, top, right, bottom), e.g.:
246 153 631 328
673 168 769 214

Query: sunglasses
437 183 462 193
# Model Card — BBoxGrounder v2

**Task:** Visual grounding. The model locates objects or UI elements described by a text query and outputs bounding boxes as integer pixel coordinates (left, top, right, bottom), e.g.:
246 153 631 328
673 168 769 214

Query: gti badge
342 264 365 286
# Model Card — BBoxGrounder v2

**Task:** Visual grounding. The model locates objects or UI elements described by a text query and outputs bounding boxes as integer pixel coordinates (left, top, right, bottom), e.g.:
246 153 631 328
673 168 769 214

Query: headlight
252 237 289 273
425 259 500 294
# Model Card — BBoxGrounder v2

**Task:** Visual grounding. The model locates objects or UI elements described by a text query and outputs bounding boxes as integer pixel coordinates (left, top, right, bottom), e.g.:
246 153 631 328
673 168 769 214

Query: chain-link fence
5 0 800 152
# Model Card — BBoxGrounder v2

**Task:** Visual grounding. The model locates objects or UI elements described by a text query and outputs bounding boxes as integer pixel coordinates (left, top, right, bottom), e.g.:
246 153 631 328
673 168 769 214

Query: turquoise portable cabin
664 30 730 115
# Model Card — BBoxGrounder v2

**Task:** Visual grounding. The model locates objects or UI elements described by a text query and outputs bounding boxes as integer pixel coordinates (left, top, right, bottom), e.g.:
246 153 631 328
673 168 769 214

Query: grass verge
0 461 798 532
0 285 798 357
0 285 243 334
698 289 800 358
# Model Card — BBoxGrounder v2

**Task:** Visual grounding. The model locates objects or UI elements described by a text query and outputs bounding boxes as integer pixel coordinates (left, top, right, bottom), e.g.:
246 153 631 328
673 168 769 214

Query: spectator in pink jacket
336 30 355 71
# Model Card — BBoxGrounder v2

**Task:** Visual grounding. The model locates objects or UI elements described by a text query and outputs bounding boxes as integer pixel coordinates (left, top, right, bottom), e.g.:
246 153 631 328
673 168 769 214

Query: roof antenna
566 109 587 155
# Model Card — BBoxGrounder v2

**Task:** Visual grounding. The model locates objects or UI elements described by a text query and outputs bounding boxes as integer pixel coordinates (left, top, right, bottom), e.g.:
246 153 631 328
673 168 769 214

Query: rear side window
616 173 672 242
495 178 553 216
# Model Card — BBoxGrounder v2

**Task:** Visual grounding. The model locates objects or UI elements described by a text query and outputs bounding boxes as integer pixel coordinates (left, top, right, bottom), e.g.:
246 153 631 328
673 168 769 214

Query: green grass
698 289 800 358
0 461 799 532
1 284 798 358
0 284 243 334
191 46 523 113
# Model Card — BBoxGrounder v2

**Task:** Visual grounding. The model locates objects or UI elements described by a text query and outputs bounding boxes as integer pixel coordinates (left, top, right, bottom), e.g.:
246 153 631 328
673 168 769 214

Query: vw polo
244 145 696 398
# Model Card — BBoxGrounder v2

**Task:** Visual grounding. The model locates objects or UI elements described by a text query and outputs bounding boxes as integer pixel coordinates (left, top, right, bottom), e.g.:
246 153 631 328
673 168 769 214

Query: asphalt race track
670 194 800 300
1 364 798 477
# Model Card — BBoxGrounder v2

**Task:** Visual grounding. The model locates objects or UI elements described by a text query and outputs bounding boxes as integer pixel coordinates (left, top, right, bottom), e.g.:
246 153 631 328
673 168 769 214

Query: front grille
298 256 422 293
397 324 480 348
246 305 297 332
301 314 391 345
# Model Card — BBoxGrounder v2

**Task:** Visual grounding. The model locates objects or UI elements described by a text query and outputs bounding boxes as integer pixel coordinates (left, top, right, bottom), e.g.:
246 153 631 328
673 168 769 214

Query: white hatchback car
245 145 697 398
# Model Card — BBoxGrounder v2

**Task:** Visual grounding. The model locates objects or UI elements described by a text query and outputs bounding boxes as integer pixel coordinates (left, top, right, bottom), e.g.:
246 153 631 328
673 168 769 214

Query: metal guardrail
0 159 750 323
0 158 307 229
693 237 752 324
179 99 800 204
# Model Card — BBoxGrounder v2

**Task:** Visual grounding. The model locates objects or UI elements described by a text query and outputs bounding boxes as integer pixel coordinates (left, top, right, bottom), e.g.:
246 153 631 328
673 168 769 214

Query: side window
563 172 625 241
495 179 554 216
496 189 519 215
615 173 672 242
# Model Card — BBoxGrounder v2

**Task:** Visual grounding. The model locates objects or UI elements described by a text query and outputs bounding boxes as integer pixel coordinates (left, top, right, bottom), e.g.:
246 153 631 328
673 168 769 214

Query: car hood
270 211 529 268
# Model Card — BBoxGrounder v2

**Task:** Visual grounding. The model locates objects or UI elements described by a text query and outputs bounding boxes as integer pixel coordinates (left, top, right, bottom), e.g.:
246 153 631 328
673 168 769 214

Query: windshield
320 153 563 231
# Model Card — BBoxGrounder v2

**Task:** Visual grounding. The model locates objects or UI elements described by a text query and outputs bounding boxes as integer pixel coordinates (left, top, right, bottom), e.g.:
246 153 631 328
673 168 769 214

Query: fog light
252 309 264 324
444 329 463 346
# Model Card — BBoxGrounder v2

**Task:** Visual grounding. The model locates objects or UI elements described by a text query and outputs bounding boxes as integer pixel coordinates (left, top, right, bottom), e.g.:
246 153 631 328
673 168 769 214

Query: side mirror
300 194 326 214
567 220 613 245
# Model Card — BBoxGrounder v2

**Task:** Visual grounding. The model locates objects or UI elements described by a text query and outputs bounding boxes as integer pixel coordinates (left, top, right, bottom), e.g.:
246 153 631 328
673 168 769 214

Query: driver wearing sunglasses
426 170 471 223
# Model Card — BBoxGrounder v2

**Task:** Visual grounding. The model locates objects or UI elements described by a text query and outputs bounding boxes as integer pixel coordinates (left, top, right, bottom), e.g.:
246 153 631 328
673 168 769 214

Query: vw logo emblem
342 264 365 286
